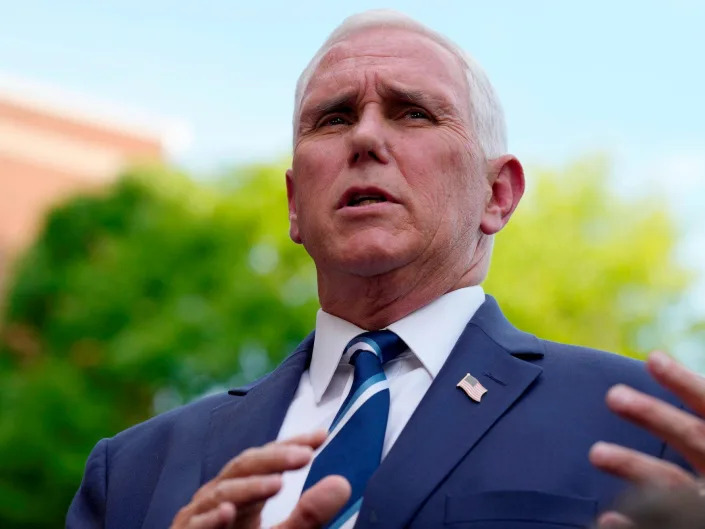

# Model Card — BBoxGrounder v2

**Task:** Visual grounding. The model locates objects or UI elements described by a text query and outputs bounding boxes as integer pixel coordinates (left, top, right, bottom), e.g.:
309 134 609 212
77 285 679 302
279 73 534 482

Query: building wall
0 85 166 296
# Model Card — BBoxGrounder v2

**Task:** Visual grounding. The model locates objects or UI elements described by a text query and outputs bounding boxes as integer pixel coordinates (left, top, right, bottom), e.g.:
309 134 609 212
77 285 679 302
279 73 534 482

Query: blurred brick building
0 75 183 294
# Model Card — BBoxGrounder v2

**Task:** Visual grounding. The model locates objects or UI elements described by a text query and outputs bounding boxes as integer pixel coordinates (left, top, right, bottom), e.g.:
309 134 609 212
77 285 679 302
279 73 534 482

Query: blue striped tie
302 330 406 529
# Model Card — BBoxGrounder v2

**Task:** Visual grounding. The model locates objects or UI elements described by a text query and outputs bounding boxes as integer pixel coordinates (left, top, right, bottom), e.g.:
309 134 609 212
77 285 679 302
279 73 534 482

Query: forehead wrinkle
300 76 365 121
322 28 464 73
303 65 378 109
297 29 473 135
306 33 464 97
320 50 402 69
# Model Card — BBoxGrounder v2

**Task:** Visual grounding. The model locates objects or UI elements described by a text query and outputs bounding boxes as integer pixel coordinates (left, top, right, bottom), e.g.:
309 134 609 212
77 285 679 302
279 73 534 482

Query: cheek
293 143 343 198
295 145 329 182
400 137 475 208
405 137 485 239
291 142 346 238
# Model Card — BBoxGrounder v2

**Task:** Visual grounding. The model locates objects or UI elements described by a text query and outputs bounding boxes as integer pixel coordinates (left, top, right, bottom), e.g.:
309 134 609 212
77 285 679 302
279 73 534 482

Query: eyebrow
308 91 358 118
380 84 458 116
380 86 430 106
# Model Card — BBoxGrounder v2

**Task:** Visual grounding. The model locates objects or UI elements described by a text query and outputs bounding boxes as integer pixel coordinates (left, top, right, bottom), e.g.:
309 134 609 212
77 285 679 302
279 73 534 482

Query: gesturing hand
170 430 351 529
589 351 705 528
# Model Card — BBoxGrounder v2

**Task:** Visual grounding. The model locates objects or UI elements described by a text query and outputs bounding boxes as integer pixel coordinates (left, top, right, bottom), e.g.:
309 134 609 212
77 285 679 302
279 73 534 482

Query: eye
404 108 431 120
326 116 348 126
317 114 350 128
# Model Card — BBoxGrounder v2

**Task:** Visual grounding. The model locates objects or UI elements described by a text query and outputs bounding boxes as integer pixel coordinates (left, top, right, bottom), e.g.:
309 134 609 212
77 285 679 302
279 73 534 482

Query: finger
227 500 266 529
279 430 328 450
217 444 314 480
596 511 634 529
589 441 695 487
605 384 705 471
187 502 236 529
194 475 282 515
647 351 705 417
216 431 326 482
277 475 351 529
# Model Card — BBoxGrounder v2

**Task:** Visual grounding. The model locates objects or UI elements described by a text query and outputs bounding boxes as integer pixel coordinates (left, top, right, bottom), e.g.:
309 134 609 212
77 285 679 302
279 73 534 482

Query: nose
348 106 391 166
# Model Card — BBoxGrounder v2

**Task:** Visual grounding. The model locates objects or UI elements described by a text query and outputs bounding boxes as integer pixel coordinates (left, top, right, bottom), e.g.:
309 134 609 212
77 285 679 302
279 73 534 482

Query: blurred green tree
0 156 692 527
0 162 318 527
485 157 689 357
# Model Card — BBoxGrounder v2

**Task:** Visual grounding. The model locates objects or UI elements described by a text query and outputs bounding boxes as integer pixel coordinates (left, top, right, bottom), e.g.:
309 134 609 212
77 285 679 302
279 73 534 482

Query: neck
317 240 491 330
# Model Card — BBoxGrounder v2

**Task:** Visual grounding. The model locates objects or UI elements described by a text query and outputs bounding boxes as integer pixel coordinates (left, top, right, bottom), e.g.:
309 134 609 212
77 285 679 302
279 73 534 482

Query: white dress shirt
260 286 486 527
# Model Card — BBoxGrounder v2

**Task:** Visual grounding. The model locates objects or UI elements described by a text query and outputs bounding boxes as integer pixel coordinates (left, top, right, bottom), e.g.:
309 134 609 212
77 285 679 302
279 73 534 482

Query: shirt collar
310 286 486 403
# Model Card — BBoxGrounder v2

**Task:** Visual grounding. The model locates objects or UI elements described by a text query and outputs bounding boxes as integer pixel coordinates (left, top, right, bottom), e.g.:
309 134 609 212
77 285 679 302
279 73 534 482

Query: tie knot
344 330 406 366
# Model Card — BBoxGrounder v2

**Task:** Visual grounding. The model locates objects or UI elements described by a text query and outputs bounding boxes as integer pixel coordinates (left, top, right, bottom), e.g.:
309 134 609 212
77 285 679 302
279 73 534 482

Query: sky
1 0 704 357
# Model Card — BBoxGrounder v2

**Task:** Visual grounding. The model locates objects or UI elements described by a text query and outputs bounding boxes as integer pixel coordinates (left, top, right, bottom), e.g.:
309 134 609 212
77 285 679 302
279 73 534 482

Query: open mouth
339 187 397 209
347 194 388 207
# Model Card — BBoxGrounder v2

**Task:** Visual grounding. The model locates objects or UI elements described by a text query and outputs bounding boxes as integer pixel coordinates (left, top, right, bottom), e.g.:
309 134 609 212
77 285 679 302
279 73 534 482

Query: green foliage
485 157 689 357
0 156 692 527
0 162 318 527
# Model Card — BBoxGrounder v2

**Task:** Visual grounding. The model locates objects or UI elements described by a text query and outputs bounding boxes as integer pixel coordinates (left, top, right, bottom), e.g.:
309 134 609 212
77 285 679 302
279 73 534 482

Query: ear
286 168 302 244
480 155 525 235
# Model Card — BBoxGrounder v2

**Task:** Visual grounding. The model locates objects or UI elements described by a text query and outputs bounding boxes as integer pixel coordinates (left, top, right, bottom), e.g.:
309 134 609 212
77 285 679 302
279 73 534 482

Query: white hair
293 9 507 159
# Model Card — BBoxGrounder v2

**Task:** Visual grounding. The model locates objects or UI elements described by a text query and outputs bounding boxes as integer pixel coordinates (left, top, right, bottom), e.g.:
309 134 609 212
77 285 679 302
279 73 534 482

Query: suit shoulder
108 391 235 454
537 339 674 398
541 340 643 369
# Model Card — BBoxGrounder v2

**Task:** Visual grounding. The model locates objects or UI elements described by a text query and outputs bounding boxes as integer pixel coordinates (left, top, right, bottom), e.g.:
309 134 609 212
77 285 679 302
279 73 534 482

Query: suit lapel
358 297 544 529
202 333 314 481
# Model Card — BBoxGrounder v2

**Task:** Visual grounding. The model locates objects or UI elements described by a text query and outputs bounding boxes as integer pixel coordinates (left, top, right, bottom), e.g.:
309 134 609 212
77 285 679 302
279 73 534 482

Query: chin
334 235 414 278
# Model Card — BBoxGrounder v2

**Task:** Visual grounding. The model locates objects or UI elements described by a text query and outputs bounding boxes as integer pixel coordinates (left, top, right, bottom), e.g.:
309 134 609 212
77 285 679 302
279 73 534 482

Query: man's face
288 28 491 280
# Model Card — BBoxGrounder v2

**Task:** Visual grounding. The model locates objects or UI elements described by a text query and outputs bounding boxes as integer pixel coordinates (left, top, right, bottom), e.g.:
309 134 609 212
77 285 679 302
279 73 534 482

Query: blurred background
0 1 703 526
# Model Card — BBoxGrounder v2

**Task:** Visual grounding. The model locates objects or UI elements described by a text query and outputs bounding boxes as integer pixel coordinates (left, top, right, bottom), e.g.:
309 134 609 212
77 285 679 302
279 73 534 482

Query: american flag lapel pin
457 373 487 403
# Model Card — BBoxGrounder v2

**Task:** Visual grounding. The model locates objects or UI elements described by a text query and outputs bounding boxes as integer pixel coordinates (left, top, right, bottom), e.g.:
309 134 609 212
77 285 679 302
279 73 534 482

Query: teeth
349 195 387 207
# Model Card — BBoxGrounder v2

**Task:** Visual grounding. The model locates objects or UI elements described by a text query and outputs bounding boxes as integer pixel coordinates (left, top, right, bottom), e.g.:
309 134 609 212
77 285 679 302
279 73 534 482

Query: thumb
596 511 634 529
277 476 351 529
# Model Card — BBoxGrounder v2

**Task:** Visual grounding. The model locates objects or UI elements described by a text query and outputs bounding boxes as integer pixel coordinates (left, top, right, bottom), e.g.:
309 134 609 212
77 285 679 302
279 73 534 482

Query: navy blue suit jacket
67 296 689 528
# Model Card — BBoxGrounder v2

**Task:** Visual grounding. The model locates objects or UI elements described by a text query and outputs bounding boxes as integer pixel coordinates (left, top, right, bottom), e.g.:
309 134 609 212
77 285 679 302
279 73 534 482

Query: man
68 10 705 529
